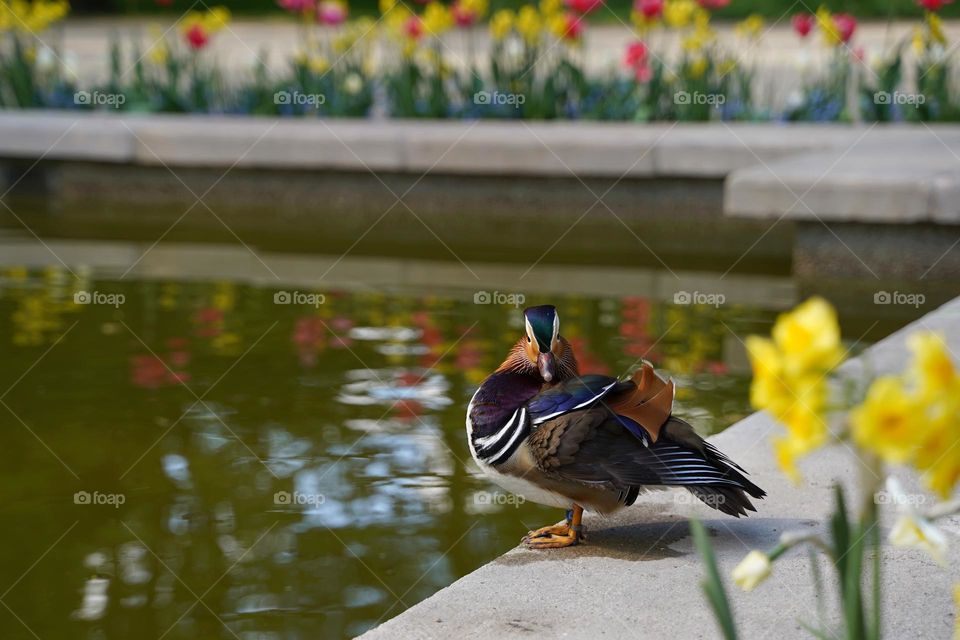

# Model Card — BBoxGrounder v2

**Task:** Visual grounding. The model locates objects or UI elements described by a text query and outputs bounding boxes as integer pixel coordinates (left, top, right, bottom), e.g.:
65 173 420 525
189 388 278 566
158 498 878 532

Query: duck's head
496 305 577 383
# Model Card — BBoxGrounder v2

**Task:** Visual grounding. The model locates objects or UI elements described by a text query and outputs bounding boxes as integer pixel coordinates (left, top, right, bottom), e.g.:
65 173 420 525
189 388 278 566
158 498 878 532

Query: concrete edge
0 111 869 178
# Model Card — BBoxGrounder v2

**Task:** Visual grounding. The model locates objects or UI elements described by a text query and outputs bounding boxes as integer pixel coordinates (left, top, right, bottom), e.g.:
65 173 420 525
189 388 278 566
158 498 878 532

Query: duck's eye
527 336 532 343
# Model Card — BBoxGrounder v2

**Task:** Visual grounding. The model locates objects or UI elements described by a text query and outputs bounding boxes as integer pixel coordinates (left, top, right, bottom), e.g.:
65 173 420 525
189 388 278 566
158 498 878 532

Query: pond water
0 258 782 640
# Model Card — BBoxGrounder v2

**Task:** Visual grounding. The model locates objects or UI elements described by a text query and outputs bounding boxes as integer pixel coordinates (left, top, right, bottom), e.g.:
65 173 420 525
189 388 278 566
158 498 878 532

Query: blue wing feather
527 375 624 425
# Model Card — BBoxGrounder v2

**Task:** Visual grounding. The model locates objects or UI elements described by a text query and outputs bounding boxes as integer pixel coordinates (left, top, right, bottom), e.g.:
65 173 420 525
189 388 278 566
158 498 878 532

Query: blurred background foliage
66 0 960 20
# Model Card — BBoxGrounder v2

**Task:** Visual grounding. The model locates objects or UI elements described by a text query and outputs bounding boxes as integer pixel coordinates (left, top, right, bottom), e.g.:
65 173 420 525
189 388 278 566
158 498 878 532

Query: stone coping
358 295 960 640
3 111 959 224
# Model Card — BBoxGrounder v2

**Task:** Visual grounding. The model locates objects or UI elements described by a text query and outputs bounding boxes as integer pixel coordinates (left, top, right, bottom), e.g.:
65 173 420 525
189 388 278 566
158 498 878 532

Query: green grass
69 0 960 21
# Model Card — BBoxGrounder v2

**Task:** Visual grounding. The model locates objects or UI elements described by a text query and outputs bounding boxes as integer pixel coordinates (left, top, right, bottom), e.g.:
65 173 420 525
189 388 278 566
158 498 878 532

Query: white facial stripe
552 312 559 343
524 317 535 346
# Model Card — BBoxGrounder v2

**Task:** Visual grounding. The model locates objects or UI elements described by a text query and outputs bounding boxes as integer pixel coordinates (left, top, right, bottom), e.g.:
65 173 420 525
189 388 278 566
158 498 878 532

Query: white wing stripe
475 409 520 450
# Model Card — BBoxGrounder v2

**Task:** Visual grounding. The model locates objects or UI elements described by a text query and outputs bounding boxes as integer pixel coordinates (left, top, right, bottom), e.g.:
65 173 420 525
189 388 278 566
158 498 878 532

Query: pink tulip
917 0 952 10
791 13 814 38
557 12 584 40
834 13 856 43
317 0 347 25
277 0 314 13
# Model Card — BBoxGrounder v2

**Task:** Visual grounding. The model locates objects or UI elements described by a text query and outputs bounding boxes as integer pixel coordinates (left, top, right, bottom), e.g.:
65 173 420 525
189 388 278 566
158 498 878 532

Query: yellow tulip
379 0 398 14
928 13 946 46
146 25 169 65
422 2 453 35
687 55 707 78
735 14 764 40
540 0 562 16
490 9 514 41
516 5 542 45
851 376 926 463
663 0 696 28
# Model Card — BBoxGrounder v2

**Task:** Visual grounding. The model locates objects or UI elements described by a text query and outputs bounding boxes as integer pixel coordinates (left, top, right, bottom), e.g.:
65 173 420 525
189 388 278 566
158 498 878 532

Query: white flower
732 550 772 591
886 477 947 566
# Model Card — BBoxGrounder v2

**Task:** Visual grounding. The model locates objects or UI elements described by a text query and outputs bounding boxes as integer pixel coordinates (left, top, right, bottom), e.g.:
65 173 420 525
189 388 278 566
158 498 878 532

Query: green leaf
690 519 739 640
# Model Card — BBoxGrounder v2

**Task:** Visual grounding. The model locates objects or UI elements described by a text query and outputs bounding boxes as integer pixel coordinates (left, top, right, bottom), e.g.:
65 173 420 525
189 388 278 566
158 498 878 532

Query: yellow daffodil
422 2 453 35
490 9 514 41
886 479 948 565
851 376 925 463
663 0 697 28
515 5 542 45
747 298 843 482
732 550 772 591
379 0 397 15
773 436 803 484
771 297 844 376
954 584 960 640
919 433 960 498
908 332 957 398
735 14 764 40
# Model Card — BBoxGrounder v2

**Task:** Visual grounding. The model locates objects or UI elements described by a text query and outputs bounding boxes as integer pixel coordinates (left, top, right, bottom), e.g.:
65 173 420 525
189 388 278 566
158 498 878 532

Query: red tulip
184 24 209 50
404 15 424 39
564 0 604 14
624 41 652 82
834 13 856 44
556 12 584 39
277 0 314 13
791 13 814 37
634 0 663 18
917 0 952 10
451 0 479 26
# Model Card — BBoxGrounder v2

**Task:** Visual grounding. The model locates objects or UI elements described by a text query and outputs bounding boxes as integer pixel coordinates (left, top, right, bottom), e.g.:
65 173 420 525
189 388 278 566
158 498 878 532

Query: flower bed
1 0 959 121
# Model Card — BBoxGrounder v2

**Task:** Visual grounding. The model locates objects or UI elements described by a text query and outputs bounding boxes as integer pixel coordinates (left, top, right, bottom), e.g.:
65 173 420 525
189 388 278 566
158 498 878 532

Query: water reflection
0 264 808 640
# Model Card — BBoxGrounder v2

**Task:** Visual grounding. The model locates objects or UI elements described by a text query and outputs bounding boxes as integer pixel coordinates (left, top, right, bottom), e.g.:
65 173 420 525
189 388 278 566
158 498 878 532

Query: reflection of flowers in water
291 315 356 368
337 368 452 414
5 266 86 346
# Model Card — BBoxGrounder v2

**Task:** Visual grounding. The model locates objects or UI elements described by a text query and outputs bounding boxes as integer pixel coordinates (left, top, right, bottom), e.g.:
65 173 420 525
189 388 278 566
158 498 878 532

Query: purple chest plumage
469 372 541 439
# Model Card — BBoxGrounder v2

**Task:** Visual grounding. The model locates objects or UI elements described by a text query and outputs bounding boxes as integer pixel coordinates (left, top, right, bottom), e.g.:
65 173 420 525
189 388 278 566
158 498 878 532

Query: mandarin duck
466 305 765 549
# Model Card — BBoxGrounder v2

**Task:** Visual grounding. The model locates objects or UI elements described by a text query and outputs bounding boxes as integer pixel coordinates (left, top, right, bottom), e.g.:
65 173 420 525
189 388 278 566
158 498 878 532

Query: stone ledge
724 126 960 225
358 295 960 640
0 111 864 179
